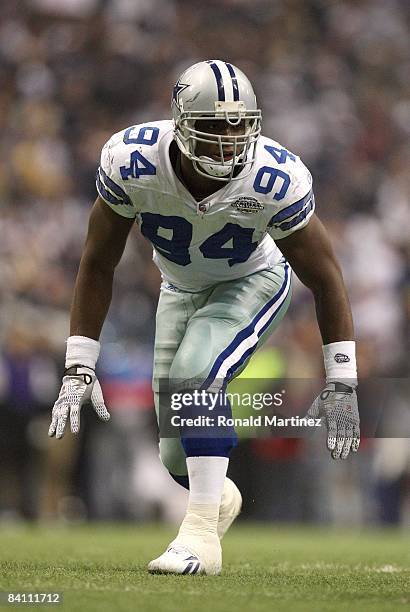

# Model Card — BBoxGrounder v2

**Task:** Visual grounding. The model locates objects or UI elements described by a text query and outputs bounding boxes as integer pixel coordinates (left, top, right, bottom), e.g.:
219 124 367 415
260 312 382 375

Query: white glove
307 382 360 460
48 365 110 439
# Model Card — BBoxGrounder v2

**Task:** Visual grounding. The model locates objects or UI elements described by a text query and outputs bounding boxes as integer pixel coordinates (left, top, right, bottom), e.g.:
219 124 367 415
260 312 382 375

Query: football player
49 60 360 575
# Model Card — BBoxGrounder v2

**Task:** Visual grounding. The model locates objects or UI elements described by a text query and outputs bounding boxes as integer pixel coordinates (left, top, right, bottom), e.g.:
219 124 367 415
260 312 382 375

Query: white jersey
96 120 314 291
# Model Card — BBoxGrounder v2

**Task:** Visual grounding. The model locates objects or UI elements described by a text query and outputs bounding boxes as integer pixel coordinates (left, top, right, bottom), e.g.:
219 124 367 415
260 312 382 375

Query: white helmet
172 60 262 181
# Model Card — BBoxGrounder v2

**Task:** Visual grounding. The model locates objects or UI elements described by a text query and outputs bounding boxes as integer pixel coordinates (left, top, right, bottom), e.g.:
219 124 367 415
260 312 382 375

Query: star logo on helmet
172 79 189 110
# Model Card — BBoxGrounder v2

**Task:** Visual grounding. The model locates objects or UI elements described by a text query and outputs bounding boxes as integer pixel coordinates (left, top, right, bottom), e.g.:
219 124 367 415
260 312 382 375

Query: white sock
186 456 229 505
178 456 229 536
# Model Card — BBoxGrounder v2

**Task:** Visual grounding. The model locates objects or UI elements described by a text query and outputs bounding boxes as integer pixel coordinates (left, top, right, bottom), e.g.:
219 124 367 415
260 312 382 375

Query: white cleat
217 478 242 540
148 533 222 576
148 544 203 575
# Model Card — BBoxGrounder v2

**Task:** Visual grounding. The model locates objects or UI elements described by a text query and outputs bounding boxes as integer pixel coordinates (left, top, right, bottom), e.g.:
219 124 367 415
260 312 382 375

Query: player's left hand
307 382 360 460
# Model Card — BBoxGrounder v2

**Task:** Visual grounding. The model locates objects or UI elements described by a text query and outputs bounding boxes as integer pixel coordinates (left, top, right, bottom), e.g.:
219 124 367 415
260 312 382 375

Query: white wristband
65 335 100 370
322 341 357 385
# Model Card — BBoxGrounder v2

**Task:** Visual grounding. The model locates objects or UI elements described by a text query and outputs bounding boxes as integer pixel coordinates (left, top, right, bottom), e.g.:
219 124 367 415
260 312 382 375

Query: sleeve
96 136 137 219
267 159 315 240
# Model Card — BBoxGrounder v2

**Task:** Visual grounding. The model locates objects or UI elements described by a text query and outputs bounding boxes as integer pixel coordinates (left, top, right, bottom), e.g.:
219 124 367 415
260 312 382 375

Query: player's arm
48 196 134 439
275 213 353 344
70 196 135 339
276 213 360 460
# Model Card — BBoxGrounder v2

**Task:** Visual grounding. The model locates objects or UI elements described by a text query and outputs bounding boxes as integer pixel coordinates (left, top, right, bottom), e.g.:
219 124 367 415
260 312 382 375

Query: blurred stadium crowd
0 0 409 526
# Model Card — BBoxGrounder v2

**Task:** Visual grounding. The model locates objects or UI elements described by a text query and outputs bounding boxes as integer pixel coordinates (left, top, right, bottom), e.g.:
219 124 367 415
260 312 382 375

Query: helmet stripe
207 61 225 101
225 63 239 101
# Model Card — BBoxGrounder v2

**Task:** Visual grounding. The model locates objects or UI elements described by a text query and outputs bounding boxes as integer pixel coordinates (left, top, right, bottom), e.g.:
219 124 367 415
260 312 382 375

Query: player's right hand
48 365 110 439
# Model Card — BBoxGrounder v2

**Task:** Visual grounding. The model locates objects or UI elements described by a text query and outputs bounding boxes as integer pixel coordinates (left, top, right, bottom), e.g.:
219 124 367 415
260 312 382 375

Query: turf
0 524 409 612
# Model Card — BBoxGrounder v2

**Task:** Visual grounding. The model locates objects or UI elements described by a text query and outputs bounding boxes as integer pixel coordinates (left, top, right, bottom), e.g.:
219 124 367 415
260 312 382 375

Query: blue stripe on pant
181 264 291 460
201 263 290 391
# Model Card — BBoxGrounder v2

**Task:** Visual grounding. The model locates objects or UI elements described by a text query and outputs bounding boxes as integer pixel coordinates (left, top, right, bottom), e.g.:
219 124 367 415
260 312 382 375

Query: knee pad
169 353 207 390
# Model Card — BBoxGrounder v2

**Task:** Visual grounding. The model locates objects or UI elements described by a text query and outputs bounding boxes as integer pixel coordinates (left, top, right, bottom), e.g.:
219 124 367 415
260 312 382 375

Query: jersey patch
231 197 264 214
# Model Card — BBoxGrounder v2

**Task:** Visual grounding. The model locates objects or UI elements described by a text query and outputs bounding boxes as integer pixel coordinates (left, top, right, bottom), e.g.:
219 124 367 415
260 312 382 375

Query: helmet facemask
174 101 261 182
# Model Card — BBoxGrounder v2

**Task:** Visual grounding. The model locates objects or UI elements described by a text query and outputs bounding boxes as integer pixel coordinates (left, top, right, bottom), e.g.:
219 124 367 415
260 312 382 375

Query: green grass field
0 523 409 611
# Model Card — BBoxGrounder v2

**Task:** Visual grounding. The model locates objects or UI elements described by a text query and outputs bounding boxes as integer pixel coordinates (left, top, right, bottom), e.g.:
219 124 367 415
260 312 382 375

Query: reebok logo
334 353 350 363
